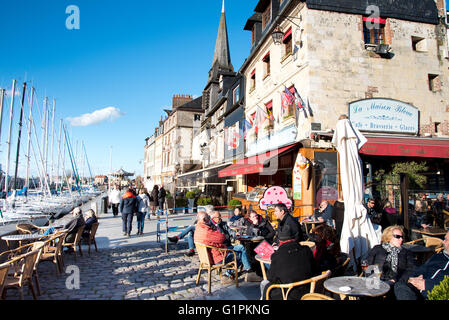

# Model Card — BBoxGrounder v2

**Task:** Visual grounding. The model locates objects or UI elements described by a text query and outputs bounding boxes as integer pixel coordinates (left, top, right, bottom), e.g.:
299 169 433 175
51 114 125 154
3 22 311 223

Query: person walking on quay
109 186 121 217
120 188 138 237
158 185 167 215
136 188 150 235
150 185 159 218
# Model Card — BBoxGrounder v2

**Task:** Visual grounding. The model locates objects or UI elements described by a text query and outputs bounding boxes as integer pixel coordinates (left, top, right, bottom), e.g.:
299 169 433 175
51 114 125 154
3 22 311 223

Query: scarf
382 243 401 273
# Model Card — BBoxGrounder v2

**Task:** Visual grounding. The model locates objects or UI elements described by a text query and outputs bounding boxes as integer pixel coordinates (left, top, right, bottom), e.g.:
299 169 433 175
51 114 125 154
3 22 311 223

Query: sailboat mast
50 99 55 185
13 82 27 190
4 80 17 193
56 119 63 192
0 88 5 145
25 87 35 190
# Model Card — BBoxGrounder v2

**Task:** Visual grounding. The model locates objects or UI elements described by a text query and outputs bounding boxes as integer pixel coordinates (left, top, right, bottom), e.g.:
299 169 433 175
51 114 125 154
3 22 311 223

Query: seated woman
83 209 98 239
366 225 417 287
228 207 245 228
310 224 341 273
244 210 275 244
260 225 319 300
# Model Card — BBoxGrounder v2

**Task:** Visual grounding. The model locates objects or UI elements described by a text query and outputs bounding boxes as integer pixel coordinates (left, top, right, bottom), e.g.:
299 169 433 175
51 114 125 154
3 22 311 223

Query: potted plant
197 197 212 213
165 191 174 213
428 276 449 300
186 191 196 213
175 198 187 214
227 199 242 215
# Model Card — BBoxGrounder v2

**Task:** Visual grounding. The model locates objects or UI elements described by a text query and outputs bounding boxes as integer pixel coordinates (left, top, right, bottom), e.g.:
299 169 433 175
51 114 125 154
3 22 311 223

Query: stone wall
305 7 449 136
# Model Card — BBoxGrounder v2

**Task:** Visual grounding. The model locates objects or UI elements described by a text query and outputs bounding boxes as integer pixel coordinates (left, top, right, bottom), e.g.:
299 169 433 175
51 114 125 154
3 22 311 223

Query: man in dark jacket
274 203 304 244
120 188 138 237
64 207 86 244
158 185 166 214
394 231 449 300
261 225 319 300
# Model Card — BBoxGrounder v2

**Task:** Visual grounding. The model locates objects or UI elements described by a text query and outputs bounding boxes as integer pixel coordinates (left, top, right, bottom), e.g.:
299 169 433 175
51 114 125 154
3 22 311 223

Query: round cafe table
255 254 271 281
2 233 50 249
324 276 390 300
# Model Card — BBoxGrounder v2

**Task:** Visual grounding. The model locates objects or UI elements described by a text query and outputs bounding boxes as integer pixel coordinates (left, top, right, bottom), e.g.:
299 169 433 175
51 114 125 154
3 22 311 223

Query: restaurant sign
349 99 419 135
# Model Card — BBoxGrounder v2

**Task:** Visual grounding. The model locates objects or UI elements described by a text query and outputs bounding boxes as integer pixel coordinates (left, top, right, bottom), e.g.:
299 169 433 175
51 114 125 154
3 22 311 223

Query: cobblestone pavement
3 239 260 301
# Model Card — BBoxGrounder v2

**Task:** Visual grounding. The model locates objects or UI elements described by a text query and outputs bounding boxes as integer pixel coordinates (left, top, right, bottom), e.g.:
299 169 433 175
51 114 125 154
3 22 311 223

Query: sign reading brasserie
349 99 419 134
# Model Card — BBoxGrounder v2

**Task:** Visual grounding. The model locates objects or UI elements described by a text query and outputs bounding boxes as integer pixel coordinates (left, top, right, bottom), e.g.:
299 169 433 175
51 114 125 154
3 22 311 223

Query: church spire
210 0 233 79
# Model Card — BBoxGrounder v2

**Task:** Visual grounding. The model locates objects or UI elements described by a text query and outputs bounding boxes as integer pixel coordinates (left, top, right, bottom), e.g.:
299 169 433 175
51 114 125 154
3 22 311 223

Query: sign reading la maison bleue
349 98 419 135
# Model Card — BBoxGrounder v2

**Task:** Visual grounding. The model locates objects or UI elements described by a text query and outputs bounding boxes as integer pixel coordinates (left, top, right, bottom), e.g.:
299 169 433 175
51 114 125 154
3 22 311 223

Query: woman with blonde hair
366 225 417 286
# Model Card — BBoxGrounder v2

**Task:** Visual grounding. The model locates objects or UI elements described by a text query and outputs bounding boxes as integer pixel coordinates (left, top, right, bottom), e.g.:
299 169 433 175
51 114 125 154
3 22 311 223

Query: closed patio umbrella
332 118 380 271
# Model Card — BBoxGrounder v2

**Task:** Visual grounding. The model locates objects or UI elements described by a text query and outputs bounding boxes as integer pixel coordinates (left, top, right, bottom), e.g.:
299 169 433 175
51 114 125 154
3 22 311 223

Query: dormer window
250 69 256 91
262 1 272 30
363 16 386 45
219 75 224 91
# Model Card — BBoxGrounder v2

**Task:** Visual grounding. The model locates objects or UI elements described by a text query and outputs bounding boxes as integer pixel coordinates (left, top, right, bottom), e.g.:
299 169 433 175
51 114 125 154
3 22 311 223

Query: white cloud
67 106 124 127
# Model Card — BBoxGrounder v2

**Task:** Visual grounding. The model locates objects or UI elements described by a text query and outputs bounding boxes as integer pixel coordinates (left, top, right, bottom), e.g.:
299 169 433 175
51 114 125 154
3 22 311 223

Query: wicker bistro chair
82 222 99 255
265 270 332 300
301 293 335 300
2 248 42 300
194 242 239 294
40 231 67 276
0 262 10 300
62 226 85 261
405 237 444 264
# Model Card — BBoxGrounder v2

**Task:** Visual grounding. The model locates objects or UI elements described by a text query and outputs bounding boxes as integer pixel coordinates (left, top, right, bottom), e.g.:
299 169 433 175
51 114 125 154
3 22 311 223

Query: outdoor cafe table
1 233 50 249
301 219 325 235
324 276 390 300
412 227 447 238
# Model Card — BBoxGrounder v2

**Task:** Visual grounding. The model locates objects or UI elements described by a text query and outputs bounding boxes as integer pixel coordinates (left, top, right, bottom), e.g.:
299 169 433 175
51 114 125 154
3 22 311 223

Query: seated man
210 211 236 246
313 201 335 228
168 210 208 257
394 231 449 300
274 203 304 244
64 207 86 244
194 211 252 279
228 207 245 228
244 210 275 244
260 225 319 300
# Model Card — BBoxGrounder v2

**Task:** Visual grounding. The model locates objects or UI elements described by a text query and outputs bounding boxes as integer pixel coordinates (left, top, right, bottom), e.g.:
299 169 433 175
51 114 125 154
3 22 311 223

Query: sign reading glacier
349 98 419 135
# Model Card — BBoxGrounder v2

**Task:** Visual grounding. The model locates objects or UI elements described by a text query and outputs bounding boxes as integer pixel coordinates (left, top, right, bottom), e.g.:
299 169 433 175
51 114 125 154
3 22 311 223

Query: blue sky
0 0 257 179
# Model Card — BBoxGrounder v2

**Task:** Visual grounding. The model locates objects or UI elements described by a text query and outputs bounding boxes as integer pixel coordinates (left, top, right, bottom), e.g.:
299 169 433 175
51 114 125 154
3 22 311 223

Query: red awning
218 144 298 178
360 137 449 159
283 28 292 42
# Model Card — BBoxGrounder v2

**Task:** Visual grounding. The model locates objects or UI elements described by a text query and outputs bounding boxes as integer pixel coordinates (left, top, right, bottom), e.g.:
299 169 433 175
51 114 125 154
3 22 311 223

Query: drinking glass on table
361 260 368 276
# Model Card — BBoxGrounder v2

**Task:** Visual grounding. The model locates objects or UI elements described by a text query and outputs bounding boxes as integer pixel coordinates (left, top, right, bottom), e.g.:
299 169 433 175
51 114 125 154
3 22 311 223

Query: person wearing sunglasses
366 226 417 289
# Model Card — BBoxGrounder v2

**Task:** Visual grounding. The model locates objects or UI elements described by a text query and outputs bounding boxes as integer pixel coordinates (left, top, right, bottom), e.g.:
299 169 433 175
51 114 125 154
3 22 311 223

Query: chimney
172 94 194 108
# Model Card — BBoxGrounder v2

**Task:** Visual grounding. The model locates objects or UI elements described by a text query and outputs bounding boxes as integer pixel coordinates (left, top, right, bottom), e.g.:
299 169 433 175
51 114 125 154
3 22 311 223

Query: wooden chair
0 262 10 300
301 293 335 300
265 270 332 300
443 209 449 228
83 222 99 255
62 226 85 261
16 223 47 235
40 231 67 275
194 242 239 294
332 256 351 277
2 249 42 300
300 241 316 251
406 237 444 249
